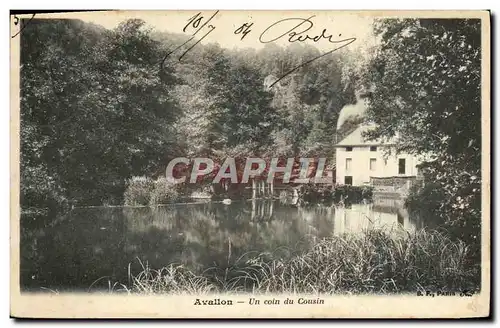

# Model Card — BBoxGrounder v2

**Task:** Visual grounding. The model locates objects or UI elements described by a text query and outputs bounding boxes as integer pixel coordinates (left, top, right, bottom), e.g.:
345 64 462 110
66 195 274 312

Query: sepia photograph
10 10 490 318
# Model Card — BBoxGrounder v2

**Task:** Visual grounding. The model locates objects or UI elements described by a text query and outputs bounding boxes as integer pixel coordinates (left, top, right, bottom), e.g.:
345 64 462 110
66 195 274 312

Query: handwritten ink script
12 11 356 87
161 11 357 87
11 13 36 39
160 11 219 71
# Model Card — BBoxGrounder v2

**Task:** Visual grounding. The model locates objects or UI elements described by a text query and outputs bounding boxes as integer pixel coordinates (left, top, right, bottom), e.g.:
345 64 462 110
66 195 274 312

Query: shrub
405 179 480 259
123 176 155 206
406 181 446 223
149 177 180 205
21 165 70 214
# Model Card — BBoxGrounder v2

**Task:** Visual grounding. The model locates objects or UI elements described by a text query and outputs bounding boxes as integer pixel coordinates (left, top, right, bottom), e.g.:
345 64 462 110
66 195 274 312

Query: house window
398 158 406 175
344 176 353 185
370 158 376 171
345 146 353 152
370 146 377 151
345 158 352 172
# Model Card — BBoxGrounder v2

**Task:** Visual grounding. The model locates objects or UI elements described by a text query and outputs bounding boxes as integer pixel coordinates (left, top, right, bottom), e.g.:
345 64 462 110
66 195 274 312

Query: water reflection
334 203 416 236
20 199 421 292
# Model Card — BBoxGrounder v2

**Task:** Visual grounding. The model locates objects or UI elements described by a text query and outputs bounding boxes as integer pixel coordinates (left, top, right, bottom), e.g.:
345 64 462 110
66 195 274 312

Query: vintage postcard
10 10 490 318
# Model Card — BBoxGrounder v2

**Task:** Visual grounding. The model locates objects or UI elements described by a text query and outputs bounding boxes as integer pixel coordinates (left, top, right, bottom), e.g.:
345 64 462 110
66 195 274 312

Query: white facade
335 145 420 186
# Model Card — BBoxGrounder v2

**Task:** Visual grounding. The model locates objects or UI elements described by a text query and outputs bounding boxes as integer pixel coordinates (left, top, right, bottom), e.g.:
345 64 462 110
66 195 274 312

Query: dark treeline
20 19 358 214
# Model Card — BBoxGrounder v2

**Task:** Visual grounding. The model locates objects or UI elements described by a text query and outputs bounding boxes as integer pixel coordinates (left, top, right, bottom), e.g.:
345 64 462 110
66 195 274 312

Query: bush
149 177 180 205
405 181 446 224
123 176 182 206
405 179 480 259
21 165 70 214
123 176 155 206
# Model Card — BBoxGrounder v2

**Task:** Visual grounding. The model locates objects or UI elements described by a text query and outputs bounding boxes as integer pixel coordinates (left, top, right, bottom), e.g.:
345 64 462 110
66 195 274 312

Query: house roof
336 125 396 147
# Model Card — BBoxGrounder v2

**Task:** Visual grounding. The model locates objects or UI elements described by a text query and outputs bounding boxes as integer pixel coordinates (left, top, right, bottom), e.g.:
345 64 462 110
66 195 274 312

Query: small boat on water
222 199 232 205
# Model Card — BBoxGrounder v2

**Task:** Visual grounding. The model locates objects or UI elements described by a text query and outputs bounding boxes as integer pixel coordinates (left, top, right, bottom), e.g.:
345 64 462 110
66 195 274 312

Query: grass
125 261 215 295
118 228 480 295
251 229 479 294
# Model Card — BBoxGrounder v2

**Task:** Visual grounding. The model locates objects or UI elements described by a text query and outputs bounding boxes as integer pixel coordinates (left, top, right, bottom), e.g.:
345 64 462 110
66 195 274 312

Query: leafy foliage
21 19 180 208
123 176 155 206
149 177 180 205
21 18 358 213
361 18 482 242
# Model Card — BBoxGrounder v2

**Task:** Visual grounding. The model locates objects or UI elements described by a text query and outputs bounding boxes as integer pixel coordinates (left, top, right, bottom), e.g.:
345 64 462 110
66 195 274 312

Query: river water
20 199 423 292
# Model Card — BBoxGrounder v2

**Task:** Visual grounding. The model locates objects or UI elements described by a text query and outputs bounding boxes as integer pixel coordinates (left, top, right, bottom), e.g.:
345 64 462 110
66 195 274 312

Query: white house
335 125 421 186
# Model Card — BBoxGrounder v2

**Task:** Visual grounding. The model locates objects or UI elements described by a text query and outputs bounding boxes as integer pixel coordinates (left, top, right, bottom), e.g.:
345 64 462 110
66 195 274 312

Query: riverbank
119 228 480 295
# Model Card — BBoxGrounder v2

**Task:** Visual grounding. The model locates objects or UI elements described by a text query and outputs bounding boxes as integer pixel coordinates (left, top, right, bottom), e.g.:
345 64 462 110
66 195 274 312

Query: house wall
335 146 420 186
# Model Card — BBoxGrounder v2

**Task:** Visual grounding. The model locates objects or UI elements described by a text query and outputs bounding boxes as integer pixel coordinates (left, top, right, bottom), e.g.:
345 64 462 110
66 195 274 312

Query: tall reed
122 228 480 295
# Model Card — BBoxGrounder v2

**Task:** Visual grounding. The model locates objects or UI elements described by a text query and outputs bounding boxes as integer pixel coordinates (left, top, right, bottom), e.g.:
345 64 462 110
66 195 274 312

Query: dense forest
20 18 360 213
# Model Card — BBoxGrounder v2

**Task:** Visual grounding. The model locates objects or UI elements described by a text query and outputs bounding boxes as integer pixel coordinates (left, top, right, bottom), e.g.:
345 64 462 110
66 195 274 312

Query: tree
20 18 360 212
222 61 277 156
362 18 482 242
91 19 181 181
20 18 181 208
20 19 107 211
